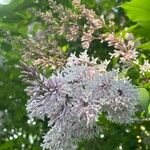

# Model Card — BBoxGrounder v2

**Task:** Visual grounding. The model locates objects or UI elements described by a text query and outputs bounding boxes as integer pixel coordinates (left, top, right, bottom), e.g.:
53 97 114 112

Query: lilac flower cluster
25 51 138 150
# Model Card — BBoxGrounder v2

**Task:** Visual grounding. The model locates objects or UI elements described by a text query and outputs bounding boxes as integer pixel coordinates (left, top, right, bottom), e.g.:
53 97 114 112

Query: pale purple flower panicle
24 50 139 150
103 33 138 64
81 30 94 49
103 78 139 124
140 60 150 75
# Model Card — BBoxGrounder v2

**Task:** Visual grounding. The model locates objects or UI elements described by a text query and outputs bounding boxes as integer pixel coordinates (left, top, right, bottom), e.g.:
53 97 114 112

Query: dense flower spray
21 51 139 150
23 0 148 73
19 0 146 149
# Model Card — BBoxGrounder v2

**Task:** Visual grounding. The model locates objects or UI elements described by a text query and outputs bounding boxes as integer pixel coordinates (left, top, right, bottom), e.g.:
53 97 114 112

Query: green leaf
127 67 140 84
121 0 150 44
138 88 150 113
122 0 150 22
148 104 150 117
136 21 150 40
138 41 150 50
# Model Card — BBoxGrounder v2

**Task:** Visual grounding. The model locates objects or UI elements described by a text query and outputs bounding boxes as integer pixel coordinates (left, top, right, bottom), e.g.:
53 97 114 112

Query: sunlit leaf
138 88 150 113
122 0 150 22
